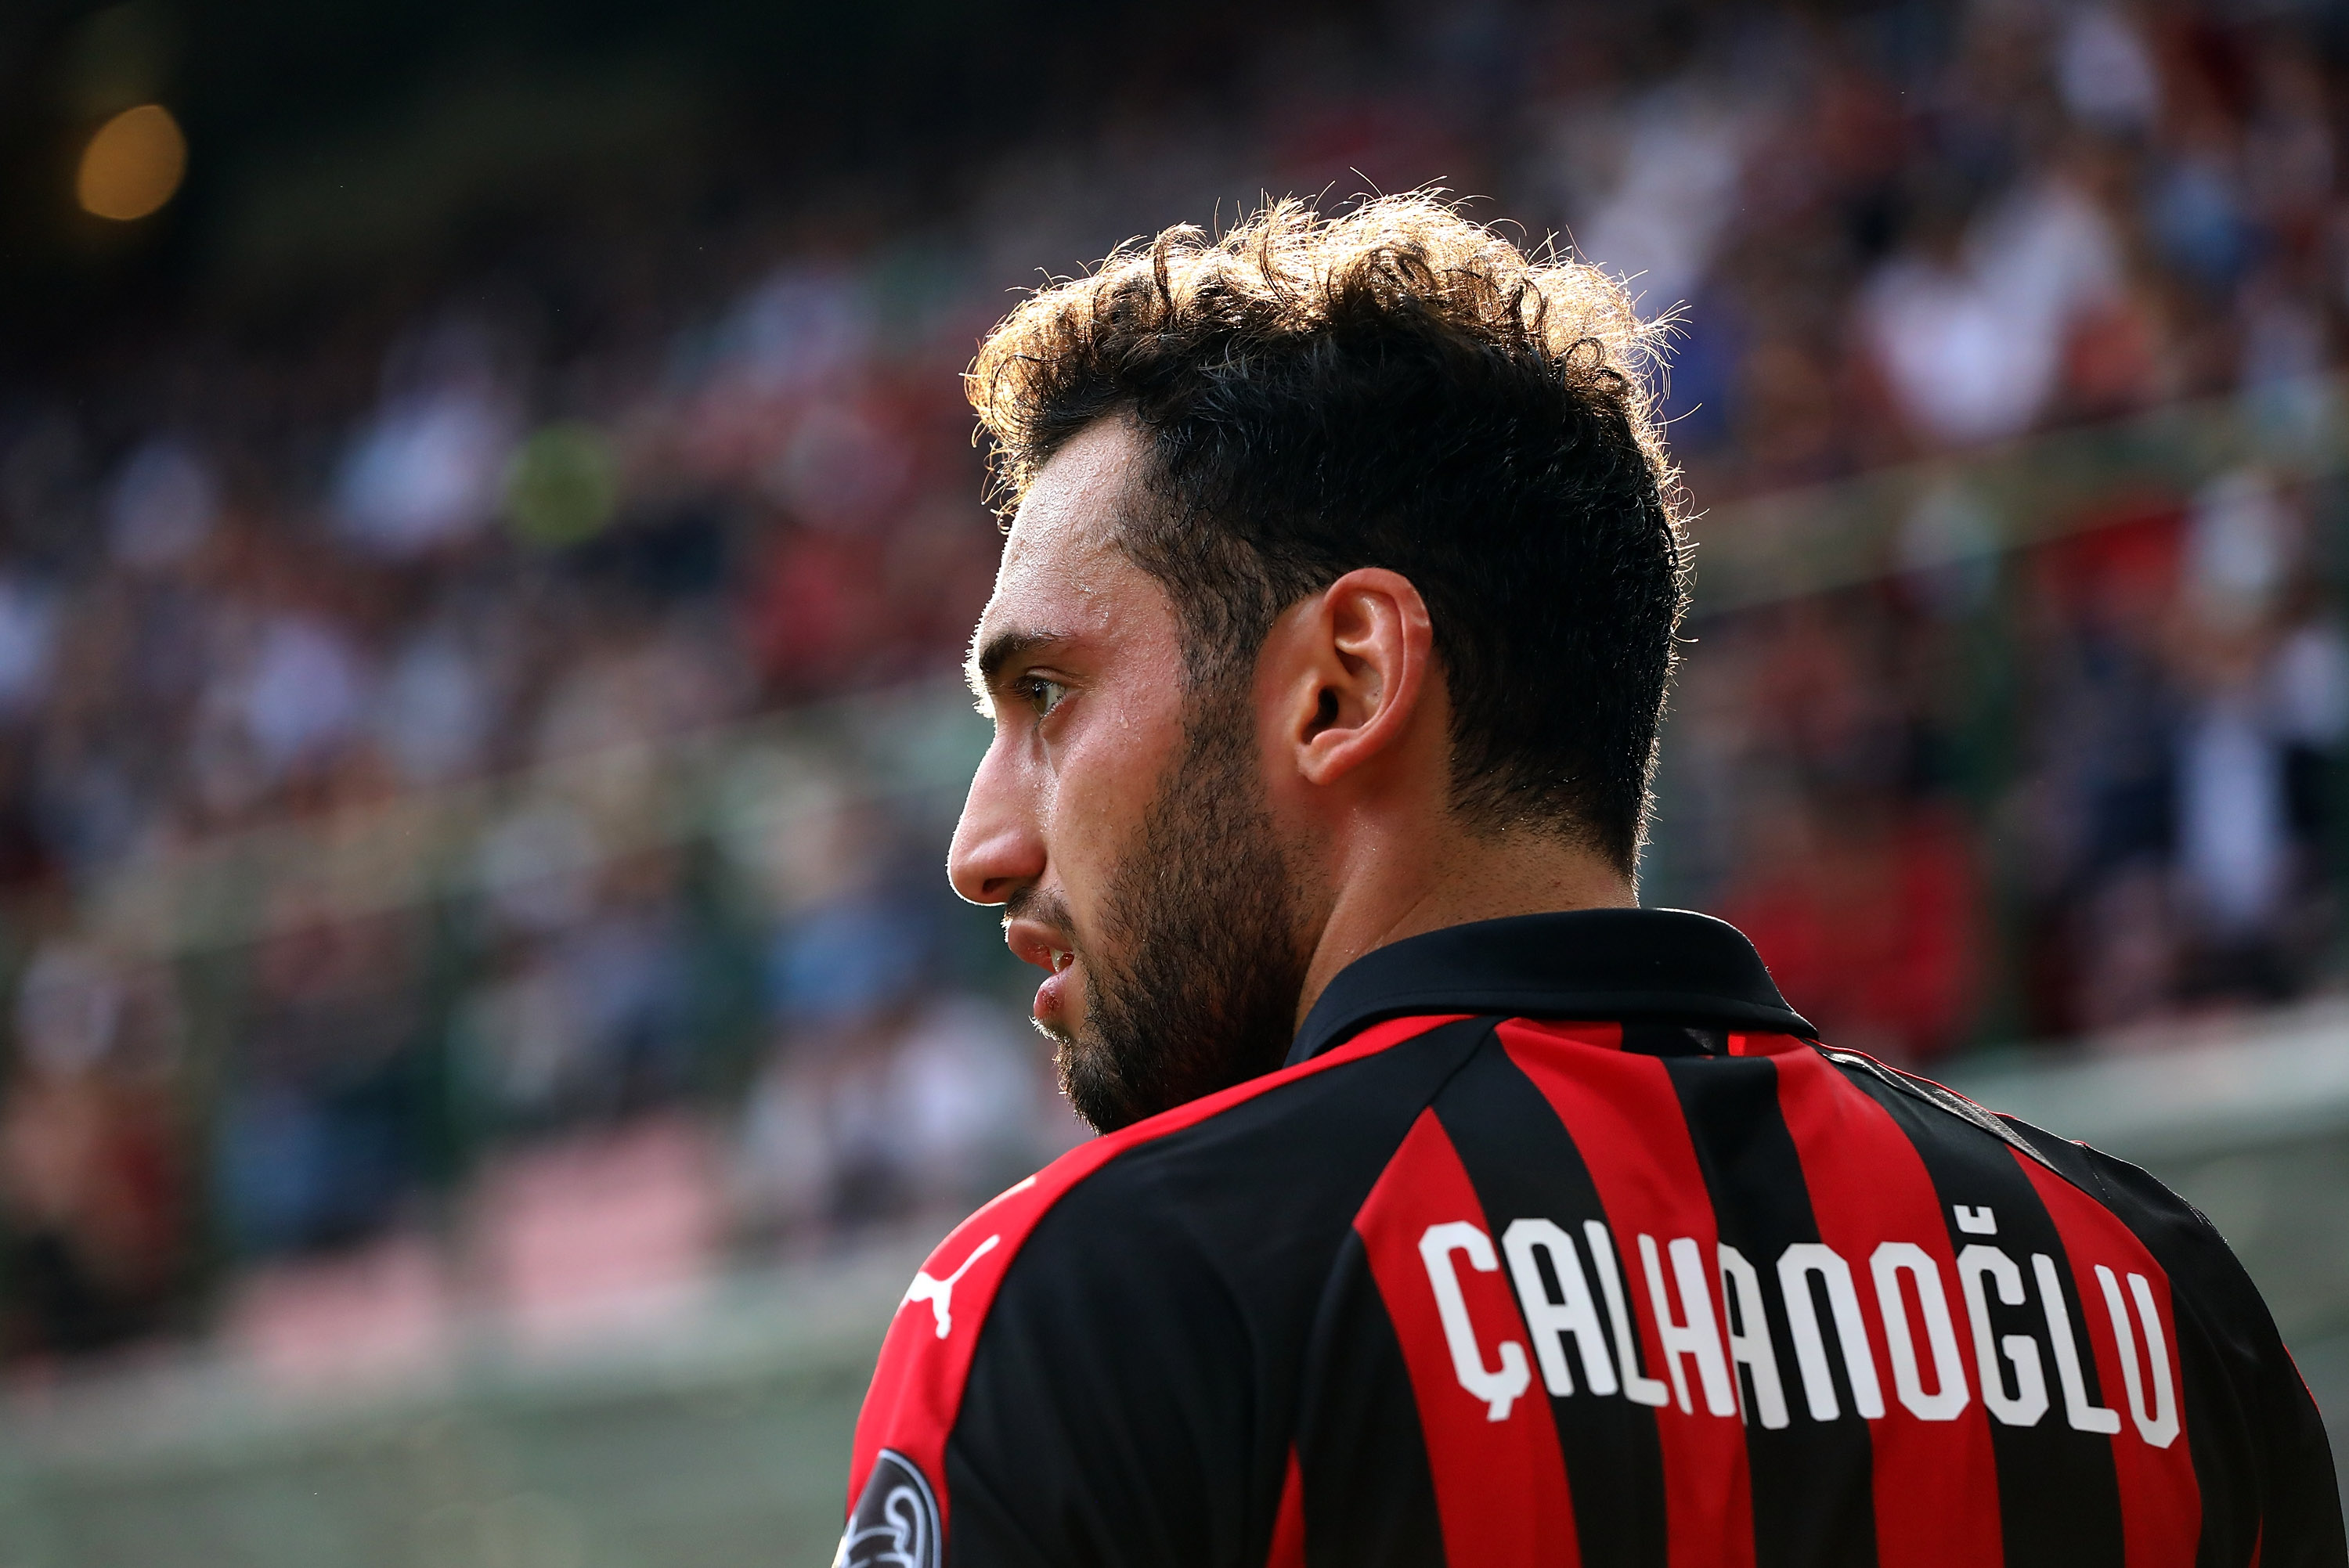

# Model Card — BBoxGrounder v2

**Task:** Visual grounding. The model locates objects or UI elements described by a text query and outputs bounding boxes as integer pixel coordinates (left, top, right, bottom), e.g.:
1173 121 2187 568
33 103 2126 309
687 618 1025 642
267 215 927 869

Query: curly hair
967 193 1688 873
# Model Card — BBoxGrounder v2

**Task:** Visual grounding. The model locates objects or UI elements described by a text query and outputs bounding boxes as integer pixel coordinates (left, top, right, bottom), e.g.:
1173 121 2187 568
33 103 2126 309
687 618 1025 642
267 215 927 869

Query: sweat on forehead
964 424 1159 692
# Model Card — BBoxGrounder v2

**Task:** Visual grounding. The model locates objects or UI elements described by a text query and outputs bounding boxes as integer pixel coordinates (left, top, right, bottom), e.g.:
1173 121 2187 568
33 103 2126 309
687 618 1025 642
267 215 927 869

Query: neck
1292 820 1636 1029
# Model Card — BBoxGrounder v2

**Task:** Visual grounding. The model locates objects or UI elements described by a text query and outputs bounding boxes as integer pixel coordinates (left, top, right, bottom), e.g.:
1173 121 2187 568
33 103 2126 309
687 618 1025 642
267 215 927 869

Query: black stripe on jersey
1296 1227 1447 1568
1658 1042 1879 1568
1834 1064 2126 1568
1431 1026 1669 1568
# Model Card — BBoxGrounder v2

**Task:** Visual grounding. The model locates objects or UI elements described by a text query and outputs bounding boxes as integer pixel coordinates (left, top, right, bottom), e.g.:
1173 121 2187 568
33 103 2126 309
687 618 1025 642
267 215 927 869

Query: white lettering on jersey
1958 1244 2049 1426
2097 1266 2181 1448
1873 1242 1971 1420
2033 1252 2123 1434
1637 1234 1737 1416
903 1234 1000 1339
1778 1242 1886 1421
1718 1244 1790 1429
1418 1220 1532 1421
1500 1218 1618 1397
1583 1220 1672 1408
1476 1216 2181 1447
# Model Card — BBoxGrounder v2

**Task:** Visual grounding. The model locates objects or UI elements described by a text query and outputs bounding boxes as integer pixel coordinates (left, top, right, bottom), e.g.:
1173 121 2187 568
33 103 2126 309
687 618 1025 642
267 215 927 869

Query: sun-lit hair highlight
969 193 1680 522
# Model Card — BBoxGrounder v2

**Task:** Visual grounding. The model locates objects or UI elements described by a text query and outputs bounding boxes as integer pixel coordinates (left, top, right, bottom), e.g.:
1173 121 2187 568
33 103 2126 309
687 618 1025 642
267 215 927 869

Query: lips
1033 959 1072 1028
1004 914 1079 1029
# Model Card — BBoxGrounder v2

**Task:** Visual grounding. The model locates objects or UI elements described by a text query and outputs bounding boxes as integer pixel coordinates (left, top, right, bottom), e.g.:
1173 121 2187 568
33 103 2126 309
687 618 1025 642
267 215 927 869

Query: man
840 196 2343 1566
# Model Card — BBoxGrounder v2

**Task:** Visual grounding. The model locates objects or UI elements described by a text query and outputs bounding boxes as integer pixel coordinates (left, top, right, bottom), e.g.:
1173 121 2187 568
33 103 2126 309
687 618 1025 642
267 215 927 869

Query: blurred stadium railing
1688 373 2344 611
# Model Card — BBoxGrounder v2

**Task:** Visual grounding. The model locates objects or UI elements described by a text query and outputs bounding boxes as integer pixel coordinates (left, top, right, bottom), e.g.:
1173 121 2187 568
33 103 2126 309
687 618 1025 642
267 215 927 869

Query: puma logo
904 1235 1001 1339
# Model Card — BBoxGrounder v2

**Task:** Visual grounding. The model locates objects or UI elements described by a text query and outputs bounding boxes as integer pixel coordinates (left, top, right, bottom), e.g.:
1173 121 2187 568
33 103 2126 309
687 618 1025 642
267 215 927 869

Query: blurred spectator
1719 793 1980 1065
106 439 218 572
453 852 695 1131
215 910 424 1258
2058 7 2162 135
334 321 521 557
2168 470 2347 1005
1862 176 2123 445
0 939 183 1357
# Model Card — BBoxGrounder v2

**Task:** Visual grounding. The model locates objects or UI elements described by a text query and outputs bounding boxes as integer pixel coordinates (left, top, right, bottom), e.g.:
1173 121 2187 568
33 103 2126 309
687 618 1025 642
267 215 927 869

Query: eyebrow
966 628 1064 703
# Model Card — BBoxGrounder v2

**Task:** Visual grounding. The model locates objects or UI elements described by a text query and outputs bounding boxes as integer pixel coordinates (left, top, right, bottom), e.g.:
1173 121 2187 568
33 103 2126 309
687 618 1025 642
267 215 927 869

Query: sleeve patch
835 1449 940 1568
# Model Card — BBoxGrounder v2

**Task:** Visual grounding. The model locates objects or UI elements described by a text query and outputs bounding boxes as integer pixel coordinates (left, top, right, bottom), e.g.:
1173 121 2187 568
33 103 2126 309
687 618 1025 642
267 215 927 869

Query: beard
1027 689 1314 1134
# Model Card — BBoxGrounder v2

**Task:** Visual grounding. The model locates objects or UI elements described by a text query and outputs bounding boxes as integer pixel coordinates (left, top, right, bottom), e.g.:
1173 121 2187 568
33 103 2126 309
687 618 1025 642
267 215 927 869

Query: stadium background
0 0 2344 1559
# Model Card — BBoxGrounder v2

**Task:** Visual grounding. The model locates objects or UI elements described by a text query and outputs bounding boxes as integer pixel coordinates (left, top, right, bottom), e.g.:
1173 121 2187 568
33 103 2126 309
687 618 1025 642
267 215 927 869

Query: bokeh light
75 103 186 222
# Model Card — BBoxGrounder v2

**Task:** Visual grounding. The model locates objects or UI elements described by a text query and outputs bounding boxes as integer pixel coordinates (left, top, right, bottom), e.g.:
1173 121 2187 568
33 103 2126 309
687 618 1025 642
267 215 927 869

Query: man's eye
1020 677 1070 718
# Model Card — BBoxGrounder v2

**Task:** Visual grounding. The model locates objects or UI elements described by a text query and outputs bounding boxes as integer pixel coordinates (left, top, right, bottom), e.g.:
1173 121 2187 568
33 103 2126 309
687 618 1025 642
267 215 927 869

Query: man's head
949 195 1687 1130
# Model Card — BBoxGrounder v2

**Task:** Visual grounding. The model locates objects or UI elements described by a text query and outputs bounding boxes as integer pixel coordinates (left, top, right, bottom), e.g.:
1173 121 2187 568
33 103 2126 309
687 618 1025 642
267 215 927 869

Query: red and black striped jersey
841 910 2344 1568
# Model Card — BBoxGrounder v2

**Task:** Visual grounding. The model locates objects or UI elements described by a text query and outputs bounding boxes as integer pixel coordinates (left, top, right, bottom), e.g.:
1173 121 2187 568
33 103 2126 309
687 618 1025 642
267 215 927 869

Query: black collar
1286 909 1813 1065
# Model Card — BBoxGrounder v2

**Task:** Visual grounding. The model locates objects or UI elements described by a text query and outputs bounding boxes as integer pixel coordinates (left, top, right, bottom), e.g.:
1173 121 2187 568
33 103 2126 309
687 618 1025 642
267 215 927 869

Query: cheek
1051 692 1183 885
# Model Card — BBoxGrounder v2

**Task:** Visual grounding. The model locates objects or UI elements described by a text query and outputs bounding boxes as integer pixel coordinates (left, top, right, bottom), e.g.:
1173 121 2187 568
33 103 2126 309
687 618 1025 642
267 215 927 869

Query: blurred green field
0 1242 920 1568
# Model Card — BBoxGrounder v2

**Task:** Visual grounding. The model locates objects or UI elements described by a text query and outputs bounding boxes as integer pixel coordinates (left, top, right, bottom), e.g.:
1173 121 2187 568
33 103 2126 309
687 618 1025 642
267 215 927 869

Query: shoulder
1820 1047 2286 1382
1998 1109 2346 1556
1853 1049 2253 1289
1994 1112 2272 1330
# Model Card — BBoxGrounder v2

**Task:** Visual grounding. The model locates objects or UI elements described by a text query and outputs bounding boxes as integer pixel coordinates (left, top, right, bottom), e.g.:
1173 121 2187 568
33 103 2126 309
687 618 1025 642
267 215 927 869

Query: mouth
1004 916 1081 1031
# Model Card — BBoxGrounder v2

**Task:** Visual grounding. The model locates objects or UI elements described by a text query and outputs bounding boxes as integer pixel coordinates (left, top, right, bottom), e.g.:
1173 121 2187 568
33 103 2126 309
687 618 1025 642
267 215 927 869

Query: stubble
1040 690 1313 1132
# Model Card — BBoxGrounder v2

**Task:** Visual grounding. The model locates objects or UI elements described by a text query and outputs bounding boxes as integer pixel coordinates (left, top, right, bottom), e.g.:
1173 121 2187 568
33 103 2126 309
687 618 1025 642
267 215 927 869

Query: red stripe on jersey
846 1012 1470 1531
1769 1046 2004 1568
1501 1019 1756 1568
1353 1107 1582 1567
1266 1447 1306 1568
2015 1150 2202 1567
1729 1031 1822 1058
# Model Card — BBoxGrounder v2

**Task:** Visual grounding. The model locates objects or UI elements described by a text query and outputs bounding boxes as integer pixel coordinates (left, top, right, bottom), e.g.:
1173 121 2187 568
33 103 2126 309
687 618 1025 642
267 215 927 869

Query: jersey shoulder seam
1817 1044 2065 1176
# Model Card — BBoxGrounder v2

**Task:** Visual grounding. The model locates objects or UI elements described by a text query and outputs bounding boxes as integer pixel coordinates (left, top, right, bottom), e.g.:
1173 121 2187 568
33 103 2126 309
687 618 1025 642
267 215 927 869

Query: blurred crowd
2 0 2347 1368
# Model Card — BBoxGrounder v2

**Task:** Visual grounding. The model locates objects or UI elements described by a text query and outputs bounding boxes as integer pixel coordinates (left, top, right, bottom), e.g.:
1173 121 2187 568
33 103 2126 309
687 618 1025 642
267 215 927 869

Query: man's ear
1265 567 1436 788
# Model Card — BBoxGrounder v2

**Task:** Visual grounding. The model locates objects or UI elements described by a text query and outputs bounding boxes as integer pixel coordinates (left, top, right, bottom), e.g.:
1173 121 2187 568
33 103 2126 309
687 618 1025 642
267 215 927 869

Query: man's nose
947 738 1045 907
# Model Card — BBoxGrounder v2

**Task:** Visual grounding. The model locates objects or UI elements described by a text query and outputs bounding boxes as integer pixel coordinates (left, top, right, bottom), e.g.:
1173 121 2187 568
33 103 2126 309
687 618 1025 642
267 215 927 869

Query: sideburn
1058 684 1314 1132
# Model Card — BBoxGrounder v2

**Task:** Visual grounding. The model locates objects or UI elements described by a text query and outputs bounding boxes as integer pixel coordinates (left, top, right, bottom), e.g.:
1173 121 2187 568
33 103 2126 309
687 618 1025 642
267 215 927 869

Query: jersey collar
1285 908 1813 1066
